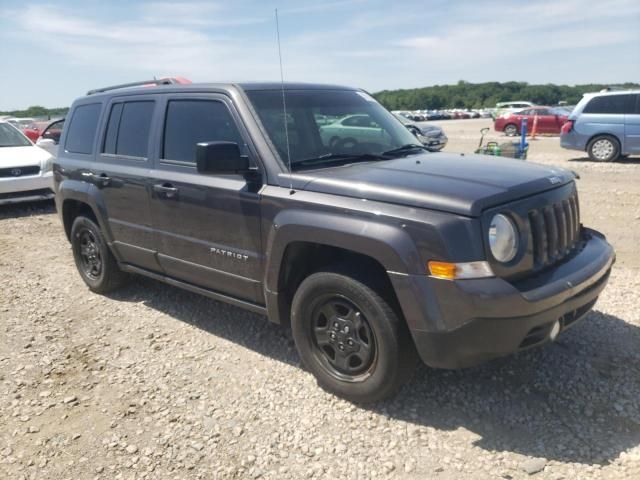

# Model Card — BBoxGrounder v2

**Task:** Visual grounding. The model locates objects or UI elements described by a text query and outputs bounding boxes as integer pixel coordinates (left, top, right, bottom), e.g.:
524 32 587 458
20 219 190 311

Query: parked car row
393 109 493 122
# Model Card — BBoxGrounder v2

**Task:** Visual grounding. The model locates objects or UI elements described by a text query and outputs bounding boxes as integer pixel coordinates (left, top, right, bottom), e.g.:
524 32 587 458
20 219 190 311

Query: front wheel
587 135 620 162
291 269 417 403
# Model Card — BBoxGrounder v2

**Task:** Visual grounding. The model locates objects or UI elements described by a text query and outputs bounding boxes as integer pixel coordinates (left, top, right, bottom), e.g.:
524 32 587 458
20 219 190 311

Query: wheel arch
263 210 421 326
586 132 622 152
58 181 112 243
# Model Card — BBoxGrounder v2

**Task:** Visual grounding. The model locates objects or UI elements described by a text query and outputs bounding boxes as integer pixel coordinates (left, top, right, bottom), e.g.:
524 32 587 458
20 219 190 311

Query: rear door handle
153 183 179 199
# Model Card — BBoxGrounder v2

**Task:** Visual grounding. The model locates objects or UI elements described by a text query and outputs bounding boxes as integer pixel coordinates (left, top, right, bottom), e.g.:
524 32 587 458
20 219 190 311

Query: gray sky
1 0 639 110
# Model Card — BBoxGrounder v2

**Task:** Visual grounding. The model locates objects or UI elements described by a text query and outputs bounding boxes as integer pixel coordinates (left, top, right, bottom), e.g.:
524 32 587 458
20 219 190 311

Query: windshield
246 89 420 170
0 123 31 147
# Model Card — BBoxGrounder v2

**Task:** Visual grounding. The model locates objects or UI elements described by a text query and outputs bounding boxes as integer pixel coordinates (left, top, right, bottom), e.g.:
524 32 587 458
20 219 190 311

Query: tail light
561 120 574 134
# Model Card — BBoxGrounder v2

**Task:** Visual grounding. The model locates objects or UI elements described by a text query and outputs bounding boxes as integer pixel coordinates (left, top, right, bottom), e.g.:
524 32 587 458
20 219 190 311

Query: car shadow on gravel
378 309 640 466
109 278 640 467
568 155 640 164
0 200 56 219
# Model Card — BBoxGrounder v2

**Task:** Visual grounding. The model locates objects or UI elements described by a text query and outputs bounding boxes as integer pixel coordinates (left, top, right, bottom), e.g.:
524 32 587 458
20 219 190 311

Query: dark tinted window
583 94 635 114
163 100 242 164
65 103 101 154
117 102 154 158
103 103 123 154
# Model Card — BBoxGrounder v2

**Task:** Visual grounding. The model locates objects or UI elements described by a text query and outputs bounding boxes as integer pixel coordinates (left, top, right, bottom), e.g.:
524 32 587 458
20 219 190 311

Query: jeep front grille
528 192 580 268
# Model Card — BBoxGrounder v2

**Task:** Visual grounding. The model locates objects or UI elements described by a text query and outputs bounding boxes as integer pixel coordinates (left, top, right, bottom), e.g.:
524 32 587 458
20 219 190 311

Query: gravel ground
1 121 640 479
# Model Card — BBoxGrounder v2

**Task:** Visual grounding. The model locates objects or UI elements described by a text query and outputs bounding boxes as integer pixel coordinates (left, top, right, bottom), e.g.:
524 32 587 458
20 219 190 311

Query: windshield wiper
382 144 428 156
295 152 388 169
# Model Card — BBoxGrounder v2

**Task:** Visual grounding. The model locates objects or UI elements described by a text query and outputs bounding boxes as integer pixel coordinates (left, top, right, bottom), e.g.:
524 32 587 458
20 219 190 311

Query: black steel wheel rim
78 229 102 279
310 295 376 381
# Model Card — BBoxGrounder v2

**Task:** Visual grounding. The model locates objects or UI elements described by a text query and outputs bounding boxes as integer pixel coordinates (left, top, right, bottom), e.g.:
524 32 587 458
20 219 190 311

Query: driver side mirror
196 141 249 174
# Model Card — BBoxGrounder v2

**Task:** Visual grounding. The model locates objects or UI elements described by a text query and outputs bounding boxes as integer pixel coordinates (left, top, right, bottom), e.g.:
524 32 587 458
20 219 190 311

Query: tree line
373 80 640 110
0 105 68 119
2 81 639 117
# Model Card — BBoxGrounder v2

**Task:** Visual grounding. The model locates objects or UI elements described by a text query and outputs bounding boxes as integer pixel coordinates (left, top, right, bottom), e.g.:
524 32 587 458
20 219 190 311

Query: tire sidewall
71 216 108 290
588 135 619 162
504 124 518 136
291 272 403 402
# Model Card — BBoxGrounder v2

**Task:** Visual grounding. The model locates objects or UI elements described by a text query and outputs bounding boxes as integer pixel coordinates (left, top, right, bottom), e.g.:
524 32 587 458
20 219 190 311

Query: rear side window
103 101 154 158
65 103 101 154
583 94 635 114
163 100 242 164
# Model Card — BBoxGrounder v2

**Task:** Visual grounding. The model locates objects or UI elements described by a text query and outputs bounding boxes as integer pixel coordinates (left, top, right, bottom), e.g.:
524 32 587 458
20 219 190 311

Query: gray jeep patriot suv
54 79 614 402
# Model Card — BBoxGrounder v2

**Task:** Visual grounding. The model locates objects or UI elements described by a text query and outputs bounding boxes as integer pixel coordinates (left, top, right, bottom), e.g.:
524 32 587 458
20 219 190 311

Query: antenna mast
275 8 294 193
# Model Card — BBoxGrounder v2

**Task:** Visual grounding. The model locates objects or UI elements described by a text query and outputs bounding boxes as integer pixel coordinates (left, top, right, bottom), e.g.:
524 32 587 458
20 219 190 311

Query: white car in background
0 121 54 205
494 101 536 118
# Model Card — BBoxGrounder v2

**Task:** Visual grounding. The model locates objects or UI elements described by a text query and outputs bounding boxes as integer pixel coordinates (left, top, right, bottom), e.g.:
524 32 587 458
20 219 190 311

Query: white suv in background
494 101 536 118
0 121 55 205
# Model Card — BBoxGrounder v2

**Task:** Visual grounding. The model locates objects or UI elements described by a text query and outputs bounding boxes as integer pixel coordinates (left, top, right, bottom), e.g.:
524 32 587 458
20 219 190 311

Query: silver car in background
392 113 448 151
560 90 640 162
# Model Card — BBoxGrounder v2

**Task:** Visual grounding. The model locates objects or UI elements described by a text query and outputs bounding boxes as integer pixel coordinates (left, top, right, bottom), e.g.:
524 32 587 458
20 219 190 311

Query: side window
163 100 242 164
583 94 635 114
103 101 154 158
65 104 101 154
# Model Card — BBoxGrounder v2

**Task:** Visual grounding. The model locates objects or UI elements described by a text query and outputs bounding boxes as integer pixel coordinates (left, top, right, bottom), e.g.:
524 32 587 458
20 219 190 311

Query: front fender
264 208 422 293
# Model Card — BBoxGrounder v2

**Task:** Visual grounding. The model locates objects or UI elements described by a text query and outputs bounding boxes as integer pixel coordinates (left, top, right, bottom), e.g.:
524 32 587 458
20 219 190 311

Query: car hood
284 152 574 216
0 145 51 168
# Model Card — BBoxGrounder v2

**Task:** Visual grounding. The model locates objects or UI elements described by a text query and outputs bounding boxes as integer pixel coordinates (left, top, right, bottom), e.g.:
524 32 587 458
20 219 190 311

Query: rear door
530 108 554 133
92 95 161 272
624 94 640 154
148 94 263 303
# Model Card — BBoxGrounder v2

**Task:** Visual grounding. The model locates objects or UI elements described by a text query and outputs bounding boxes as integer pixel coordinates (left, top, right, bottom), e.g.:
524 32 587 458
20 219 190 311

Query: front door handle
81 172 111 187
153 183 179 199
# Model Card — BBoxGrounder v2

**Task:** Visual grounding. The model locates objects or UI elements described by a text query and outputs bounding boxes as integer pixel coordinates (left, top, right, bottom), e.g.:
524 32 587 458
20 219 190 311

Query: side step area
119 264 268 316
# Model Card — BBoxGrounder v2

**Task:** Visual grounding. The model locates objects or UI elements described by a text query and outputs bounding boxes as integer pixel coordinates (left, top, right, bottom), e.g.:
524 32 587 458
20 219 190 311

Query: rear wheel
291 268 417 403
503 124 518 136
587 135 619 162
71 216 128 293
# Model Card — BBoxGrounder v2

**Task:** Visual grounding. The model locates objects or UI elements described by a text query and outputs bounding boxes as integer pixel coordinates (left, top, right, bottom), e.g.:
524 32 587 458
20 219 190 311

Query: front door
148 95 263 303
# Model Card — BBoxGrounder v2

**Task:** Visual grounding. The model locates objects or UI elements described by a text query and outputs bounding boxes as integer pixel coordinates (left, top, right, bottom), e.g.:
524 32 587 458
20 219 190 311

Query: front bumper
390 229 614 368
0 172 54 205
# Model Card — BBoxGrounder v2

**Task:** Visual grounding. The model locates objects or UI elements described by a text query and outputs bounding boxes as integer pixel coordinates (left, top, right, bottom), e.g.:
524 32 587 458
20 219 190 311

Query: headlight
42 155 54 173
488 214 518 262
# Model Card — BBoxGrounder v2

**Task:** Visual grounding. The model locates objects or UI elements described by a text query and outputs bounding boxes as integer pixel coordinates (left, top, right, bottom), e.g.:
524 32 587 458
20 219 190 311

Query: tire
291 268 417 403
587 135 619 162
503 124 518 136
70 216 128 293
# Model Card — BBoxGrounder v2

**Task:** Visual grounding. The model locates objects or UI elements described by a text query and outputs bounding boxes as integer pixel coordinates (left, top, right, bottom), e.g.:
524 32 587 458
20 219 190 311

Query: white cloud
2 0 639 109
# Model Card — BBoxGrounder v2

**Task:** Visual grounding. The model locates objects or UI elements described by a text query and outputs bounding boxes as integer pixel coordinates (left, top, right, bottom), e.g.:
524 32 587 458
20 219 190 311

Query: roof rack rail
86 77 188 96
